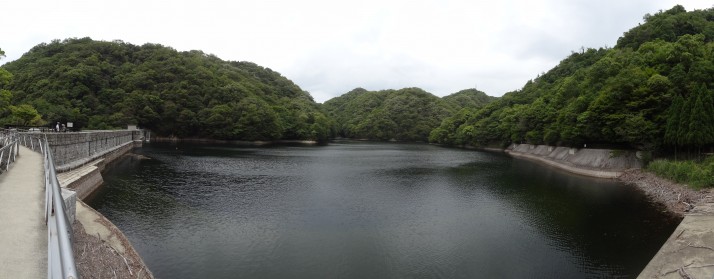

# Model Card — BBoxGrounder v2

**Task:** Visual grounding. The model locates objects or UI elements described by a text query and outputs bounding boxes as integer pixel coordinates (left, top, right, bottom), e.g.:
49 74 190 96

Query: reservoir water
88 141 679 278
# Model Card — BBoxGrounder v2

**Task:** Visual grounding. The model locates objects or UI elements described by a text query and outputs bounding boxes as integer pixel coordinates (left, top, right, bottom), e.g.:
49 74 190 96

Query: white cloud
1 0 711 102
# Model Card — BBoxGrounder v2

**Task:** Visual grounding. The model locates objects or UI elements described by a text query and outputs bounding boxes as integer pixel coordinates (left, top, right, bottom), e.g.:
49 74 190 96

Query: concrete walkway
638 195 714 278
0 146 47 278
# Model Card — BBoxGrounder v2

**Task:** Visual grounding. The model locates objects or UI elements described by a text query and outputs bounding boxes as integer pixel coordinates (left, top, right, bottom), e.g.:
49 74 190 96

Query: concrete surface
58 159 104 200
61 188 77 224
0 146 47 278
507 150 624 178
44 131 142 170
73 199 155 278
75 199 127 254
57 159 102 187
638 196 714 279
505 143 642 178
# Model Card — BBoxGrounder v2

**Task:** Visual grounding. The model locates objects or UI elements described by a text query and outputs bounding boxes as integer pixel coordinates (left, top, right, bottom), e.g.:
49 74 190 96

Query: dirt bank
618 169 712 217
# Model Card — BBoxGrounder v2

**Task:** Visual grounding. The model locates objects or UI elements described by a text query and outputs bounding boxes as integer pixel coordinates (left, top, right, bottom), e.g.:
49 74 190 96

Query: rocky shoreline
618 169 712 217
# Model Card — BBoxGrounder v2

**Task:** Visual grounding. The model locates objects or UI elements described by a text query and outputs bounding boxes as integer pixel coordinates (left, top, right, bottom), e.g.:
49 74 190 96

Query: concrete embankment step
57 159 102 186
638 196 714 279
57 158 104 200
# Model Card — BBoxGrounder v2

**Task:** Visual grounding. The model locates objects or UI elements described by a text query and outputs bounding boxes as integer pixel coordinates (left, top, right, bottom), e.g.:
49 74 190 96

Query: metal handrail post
6 146 11 171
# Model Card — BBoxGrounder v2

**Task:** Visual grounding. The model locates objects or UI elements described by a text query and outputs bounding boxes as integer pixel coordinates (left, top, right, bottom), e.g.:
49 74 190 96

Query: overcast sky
0 1 711 103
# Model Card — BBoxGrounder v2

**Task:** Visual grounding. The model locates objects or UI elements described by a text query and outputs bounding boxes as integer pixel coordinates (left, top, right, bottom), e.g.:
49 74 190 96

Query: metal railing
20 132 79 279
20 131 44 154
0 129 20 172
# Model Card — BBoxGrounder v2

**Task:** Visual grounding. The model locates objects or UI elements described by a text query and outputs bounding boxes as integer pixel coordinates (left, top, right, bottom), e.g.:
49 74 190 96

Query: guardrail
20 132 79 279
0 129 20 172
19 131 44 153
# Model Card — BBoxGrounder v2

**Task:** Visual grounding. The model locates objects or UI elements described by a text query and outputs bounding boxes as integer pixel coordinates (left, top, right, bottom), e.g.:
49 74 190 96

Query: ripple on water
92 142 679 279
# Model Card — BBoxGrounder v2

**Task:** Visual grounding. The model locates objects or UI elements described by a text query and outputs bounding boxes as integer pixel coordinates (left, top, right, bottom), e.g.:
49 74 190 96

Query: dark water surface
89 142 679 278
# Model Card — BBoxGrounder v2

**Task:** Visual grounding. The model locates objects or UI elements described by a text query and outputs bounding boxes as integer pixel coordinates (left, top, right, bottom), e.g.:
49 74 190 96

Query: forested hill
431 5 714 152
442 88 497 112
323 87 493 141
0 38 331 141
2 5 711 149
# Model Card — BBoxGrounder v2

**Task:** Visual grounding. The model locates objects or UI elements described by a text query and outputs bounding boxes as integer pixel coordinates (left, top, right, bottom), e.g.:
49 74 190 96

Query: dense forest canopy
430 5 714 153
323 87 493 141
441 88 497 112
0 38 332 141
1 5 713 152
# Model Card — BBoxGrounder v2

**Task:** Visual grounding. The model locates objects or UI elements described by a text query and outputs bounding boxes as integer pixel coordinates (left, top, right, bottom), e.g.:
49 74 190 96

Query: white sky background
0 1 711 103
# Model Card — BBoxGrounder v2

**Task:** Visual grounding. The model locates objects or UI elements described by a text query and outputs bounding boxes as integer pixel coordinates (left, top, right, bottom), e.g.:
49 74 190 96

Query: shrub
646 158 714 189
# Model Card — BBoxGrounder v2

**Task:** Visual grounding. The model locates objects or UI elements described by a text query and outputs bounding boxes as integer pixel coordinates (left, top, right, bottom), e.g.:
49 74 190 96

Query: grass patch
646 157 714 189
609 150 625 158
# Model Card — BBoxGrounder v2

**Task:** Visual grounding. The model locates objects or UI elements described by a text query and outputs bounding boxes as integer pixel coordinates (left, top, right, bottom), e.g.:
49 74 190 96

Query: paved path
0 145 47 278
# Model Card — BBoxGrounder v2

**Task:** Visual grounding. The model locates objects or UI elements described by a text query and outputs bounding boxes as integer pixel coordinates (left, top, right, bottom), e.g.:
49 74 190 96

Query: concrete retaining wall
44 131 143 172
61 165 104 200
62 188 77 223
505 144 642 178
638 198 714 278
48 131 144 224
57 137 144 199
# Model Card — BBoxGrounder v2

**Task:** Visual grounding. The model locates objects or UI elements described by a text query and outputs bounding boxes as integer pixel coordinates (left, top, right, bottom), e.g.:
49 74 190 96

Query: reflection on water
89 142 678 278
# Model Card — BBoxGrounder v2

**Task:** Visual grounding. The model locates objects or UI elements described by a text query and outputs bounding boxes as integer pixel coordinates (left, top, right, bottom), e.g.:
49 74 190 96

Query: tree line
1 5 712 154
0 38 332 142
429 5 714 155
322 87 493 141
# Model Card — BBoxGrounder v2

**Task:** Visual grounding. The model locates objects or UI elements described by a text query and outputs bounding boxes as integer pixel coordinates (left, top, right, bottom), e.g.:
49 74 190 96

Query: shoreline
440 142 714 277
618 169 711 218
152 136 319 146
505 149 624 178
458 143 708 216
79 139 711 277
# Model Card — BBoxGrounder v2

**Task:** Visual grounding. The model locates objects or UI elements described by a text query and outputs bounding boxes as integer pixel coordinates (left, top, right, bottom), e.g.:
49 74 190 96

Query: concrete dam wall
44 131 143 172
505 144 643 178
35 130 155 277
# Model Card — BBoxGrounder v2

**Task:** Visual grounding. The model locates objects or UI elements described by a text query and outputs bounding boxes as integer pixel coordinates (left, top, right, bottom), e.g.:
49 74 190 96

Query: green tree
234 97 283 141
323 87 453 142
10 104 43 125
1 38 331 140
664 95 684 158
0 90 11 117
687 89 709 157
0 47 11 88
0 48 13 123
